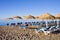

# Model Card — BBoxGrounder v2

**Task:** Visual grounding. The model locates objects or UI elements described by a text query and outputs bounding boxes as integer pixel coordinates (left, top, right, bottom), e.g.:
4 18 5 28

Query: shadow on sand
52 30 60 34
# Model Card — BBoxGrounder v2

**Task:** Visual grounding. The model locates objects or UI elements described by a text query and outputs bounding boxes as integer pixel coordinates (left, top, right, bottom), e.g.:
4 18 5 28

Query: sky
0 0 60 18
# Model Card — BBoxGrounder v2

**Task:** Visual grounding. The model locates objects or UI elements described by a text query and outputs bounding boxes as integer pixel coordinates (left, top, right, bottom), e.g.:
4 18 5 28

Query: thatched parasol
13 16 22 19
39 12 55 20
6 18 13 20
34 16 39 19
23 15 35 19
55 14 60 19
38 15 44 20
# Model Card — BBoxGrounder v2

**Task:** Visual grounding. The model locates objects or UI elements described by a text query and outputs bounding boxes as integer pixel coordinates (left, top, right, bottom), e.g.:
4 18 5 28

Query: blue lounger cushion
49 26 56 30
36 28 43 32
43 27 49 31
56 26 60 28
20 25 26 28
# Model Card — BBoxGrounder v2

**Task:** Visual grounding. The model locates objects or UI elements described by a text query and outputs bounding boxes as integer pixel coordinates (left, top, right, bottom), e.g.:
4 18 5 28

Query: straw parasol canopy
39 12 55 20
55 14 60 19
34 16 39 19
13 16 22 19
23 15 35 19
6 17 13 20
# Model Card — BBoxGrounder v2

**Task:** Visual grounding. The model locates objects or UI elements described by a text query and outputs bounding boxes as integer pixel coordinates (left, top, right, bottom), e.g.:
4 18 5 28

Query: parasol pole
45 19 48 28
57 19 59 28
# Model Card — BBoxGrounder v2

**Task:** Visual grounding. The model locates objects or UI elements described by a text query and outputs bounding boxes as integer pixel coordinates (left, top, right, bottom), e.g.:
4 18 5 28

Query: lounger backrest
49 26 56 30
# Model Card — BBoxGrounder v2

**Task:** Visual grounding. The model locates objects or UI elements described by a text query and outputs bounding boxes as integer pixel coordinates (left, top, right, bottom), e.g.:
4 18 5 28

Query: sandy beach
0 26 60 40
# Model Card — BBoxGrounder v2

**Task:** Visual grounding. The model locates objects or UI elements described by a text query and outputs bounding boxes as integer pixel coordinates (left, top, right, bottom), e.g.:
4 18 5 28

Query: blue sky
0 0 60 18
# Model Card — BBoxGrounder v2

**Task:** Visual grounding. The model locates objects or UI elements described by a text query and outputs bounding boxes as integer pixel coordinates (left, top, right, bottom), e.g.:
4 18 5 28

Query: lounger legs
44 31 51 35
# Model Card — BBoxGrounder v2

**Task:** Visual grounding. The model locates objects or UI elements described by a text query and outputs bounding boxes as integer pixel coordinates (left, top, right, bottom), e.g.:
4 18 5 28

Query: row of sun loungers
0 19 60 35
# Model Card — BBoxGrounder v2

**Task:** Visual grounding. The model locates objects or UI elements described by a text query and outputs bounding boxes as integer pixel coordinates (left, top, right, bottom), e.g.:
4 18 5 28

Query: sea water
0 19 8 26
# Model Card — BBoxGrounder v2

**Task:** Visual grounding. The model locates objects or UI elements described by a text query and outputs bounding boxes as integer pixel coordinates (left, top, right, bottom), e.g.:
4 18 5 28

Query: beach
0 26 60 40
0 13 60 40
0 0 60 40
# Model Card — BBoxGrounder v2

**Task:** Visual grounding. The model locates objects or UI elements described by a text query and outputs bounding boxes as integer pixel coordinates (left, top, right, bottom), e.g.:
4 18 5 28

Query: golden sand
0 26 60 40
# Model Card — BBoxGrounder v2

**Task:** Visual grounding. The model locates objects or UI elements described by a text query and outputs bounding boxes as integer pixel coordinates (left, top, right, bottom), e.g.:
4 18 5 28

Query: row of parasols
4 13 60 20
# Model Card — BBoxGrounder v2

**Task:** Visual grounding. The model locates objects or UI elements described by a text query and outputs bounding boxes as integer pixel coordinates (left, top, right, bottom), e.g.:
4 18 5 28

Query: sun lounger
35 27 51 35
35 27 50 32
20 25 26 28
35 28 43 32
49 26 56 30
